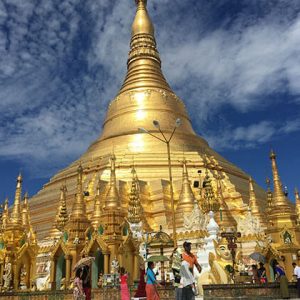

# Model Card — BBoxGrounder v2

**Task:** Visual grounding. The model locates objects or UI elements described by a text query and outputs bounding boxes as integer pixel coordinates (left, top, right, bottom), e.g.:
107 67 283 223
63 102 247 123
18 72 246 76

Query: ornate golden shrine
0 0 300 292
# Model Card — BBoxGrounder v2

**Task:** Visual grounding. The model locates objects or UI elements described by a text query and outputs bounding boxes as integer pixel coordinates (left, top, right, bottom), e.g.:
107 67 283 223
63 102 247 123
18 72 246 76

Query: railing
0 286 175 300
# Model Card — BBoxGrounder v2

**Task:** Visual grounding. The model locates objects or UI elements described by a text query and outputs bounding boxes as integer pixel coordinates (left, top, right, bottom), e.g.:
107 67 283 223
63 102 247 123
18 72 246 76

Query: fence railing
0 286 175 300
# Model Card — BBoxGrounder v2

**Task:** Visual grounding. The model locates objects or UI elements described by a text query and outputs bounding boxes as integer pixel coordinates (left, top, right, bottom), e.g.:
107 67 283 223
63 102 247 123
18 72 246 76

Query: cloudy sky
1 0 300 204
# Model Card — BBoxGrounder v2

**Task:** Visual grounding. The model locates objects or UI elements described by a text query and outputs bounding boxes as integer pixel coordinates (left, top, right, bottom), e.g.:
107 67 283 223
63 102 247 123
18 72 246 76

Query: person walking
293 262 300 298
274 260 289 299
81 266 91 300
73 269 84 300
180 254 196 300
145 261 161 300
120 267 130 300
182 241 202 274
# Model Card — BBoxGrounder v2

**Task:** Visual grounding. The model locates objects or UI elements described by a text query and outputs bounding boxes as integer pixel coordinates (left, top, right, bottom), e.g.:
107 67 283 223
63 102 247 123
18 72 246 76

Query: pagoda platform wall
203 282 298 299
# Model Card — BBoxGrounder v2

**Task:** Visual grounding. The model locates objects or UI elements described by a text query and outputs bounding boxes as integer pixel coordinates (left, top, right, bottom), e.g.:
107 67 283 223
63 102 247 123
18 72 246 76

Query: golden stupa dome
29 0 266 239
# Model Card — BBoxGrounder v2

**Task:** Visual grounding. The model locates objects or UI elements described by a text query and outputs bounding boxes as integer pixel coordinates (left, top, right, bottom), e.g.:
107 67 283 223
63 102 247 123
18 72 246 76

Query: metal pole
166 141 177 247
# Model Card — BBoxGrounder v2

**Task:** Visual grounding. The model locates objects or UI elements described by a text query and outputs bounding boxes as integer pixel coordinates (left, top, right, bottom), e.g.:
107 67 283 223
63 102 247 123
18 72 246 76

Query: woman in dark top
258 262 267 283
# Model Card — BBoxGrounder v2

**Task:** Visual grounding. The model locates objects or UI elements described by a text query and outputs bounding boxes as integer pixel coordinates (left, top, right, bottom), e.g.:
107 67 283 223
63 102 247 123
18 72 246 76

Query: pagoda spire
249 177 260 216
295 188 300 222
269 150 290 209
127 167 142 224
119 0 171 93
70 163 87 217
266 177 273 211
91 179 103 230
103 155 121 210
10 173 23 226
22 192 30 229
2 198 9 230
55 184 69 230
176 159 195 215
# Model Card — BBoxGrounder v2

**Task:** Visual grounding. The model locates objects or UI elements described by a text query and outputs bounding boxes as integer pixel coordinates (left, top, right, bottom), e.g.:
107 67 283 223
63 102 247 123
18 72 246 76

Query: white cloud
0 0 300 178
206 119 300 150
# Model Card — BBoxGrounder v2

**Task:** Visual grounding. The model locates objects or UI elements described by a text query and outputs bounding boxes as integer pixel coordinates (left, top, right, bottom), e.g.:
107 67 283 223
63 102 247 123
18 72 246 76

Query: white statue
36 261 51 290
19 265 27 290
111 256 119 274
183 202 207 230
3 262 12 289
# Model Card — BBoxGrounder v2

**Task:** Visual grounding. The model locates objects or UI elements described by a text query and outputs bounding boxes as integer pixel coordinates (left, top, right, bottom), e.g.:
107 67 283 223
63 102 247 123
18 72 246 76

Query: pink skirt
121 283 130 300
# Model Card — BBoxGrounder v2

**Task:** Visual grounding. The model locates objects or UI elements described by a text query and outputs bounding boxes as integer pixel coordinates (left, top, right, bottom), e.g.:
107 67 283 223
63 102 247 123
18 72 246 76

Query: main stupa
29 0 266 239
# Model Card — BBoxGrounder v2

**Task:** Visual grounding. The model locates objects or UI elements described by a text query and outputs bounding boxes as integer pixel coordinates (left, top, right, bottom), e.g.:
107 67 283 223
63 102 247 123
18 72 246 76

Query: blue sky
0 0 300 205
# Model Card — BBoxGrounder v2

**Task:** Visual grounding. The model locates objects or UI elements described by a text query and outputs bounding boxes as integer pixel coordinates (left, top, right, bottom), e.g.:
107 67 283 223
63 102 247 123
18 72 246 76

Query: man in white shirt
180 256 196 300
293 262 300 298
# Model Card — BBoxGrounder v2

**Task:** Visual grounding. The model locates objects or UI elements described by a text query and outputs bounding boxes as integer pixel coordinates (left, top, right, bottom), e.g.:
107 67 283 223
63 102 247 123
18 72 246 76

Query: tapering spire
295 188 300 222
22 192 30 229
249 177 260 216
70 163 87 217
103 155 121 210
10 173 23 226
119 0 171 93
2 198 9 229
269 150 290 209
91 179 103 230
176 159 195 214
127 167 143 223
266 177 273 209
56 184 69 230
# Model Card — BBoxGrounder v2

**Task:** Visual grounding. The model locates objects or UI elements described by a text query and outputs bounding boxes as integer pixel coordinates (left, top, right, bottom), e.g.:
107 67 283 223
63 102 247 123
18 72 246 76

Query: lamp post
138 118 181 247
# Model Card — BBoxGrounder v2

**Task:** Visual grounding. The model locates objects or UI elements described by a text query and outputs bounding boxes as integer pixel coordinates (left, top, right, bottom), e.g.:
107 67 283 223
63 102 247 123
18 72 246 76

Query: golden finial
10 173 23 226
22 192 30 228
269 150 290 208
132 0 154 36
118 0 170 93
295 188 300 222
266 177 273 209
91 179 103 230
127 167 142 224
69 163 87 217
176 159 195 215
248 177 261 219
103 155 121 210
2 197 9 230
55 184 69 230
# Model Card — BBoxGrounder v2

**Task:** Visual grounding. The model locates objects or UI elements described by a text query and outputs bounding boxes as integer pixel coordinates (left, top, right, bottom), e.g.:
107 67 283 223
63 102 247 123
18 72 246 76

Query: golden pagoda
2 0 300 293
28 0 266 241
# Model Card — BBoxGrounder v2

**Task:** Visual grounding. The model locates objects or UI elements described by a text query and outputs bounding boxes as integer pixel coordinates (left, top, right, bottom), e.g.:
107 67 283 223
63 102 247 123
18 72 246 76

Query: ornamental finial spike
132 0 153 36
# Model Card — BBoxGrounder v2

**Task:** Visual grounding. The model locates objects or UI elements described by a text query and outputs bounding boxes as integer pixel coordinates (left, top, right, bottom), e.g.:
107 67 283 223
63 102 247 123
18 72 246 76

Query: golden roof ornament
269 150 290 209
91 179 103 230
21 192 30 229
10 173 23 226
176 159 196 216
249 177 260 216
56 184 69 230
127 167 142 224
295 188 300 222
2 197 9 230
200 170 220 214
103 155 121 210
70 163 87 217
266 177 273 210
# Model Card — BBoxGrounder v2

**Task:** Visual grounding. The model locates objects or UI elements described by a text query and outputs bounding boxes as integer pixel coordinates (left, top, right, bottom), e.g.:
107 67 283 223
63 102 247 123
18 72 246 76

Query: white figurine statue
111 256 119 274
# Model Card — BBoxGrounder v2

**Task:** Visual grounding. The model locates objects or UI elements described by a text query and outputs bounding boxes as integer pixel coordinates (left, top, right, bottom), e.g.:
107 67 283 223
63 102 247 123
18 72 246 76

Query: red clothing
134 268 146 297
146 284 160 300
120 274 128 284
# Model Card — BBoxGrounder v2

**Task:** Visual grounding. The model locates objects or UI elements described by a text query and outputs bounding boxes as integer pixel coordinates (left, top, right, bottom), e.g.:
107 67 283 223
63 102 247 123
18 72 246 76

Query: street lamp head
138 127 148 133
175 118 182 128
153 120 160 128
